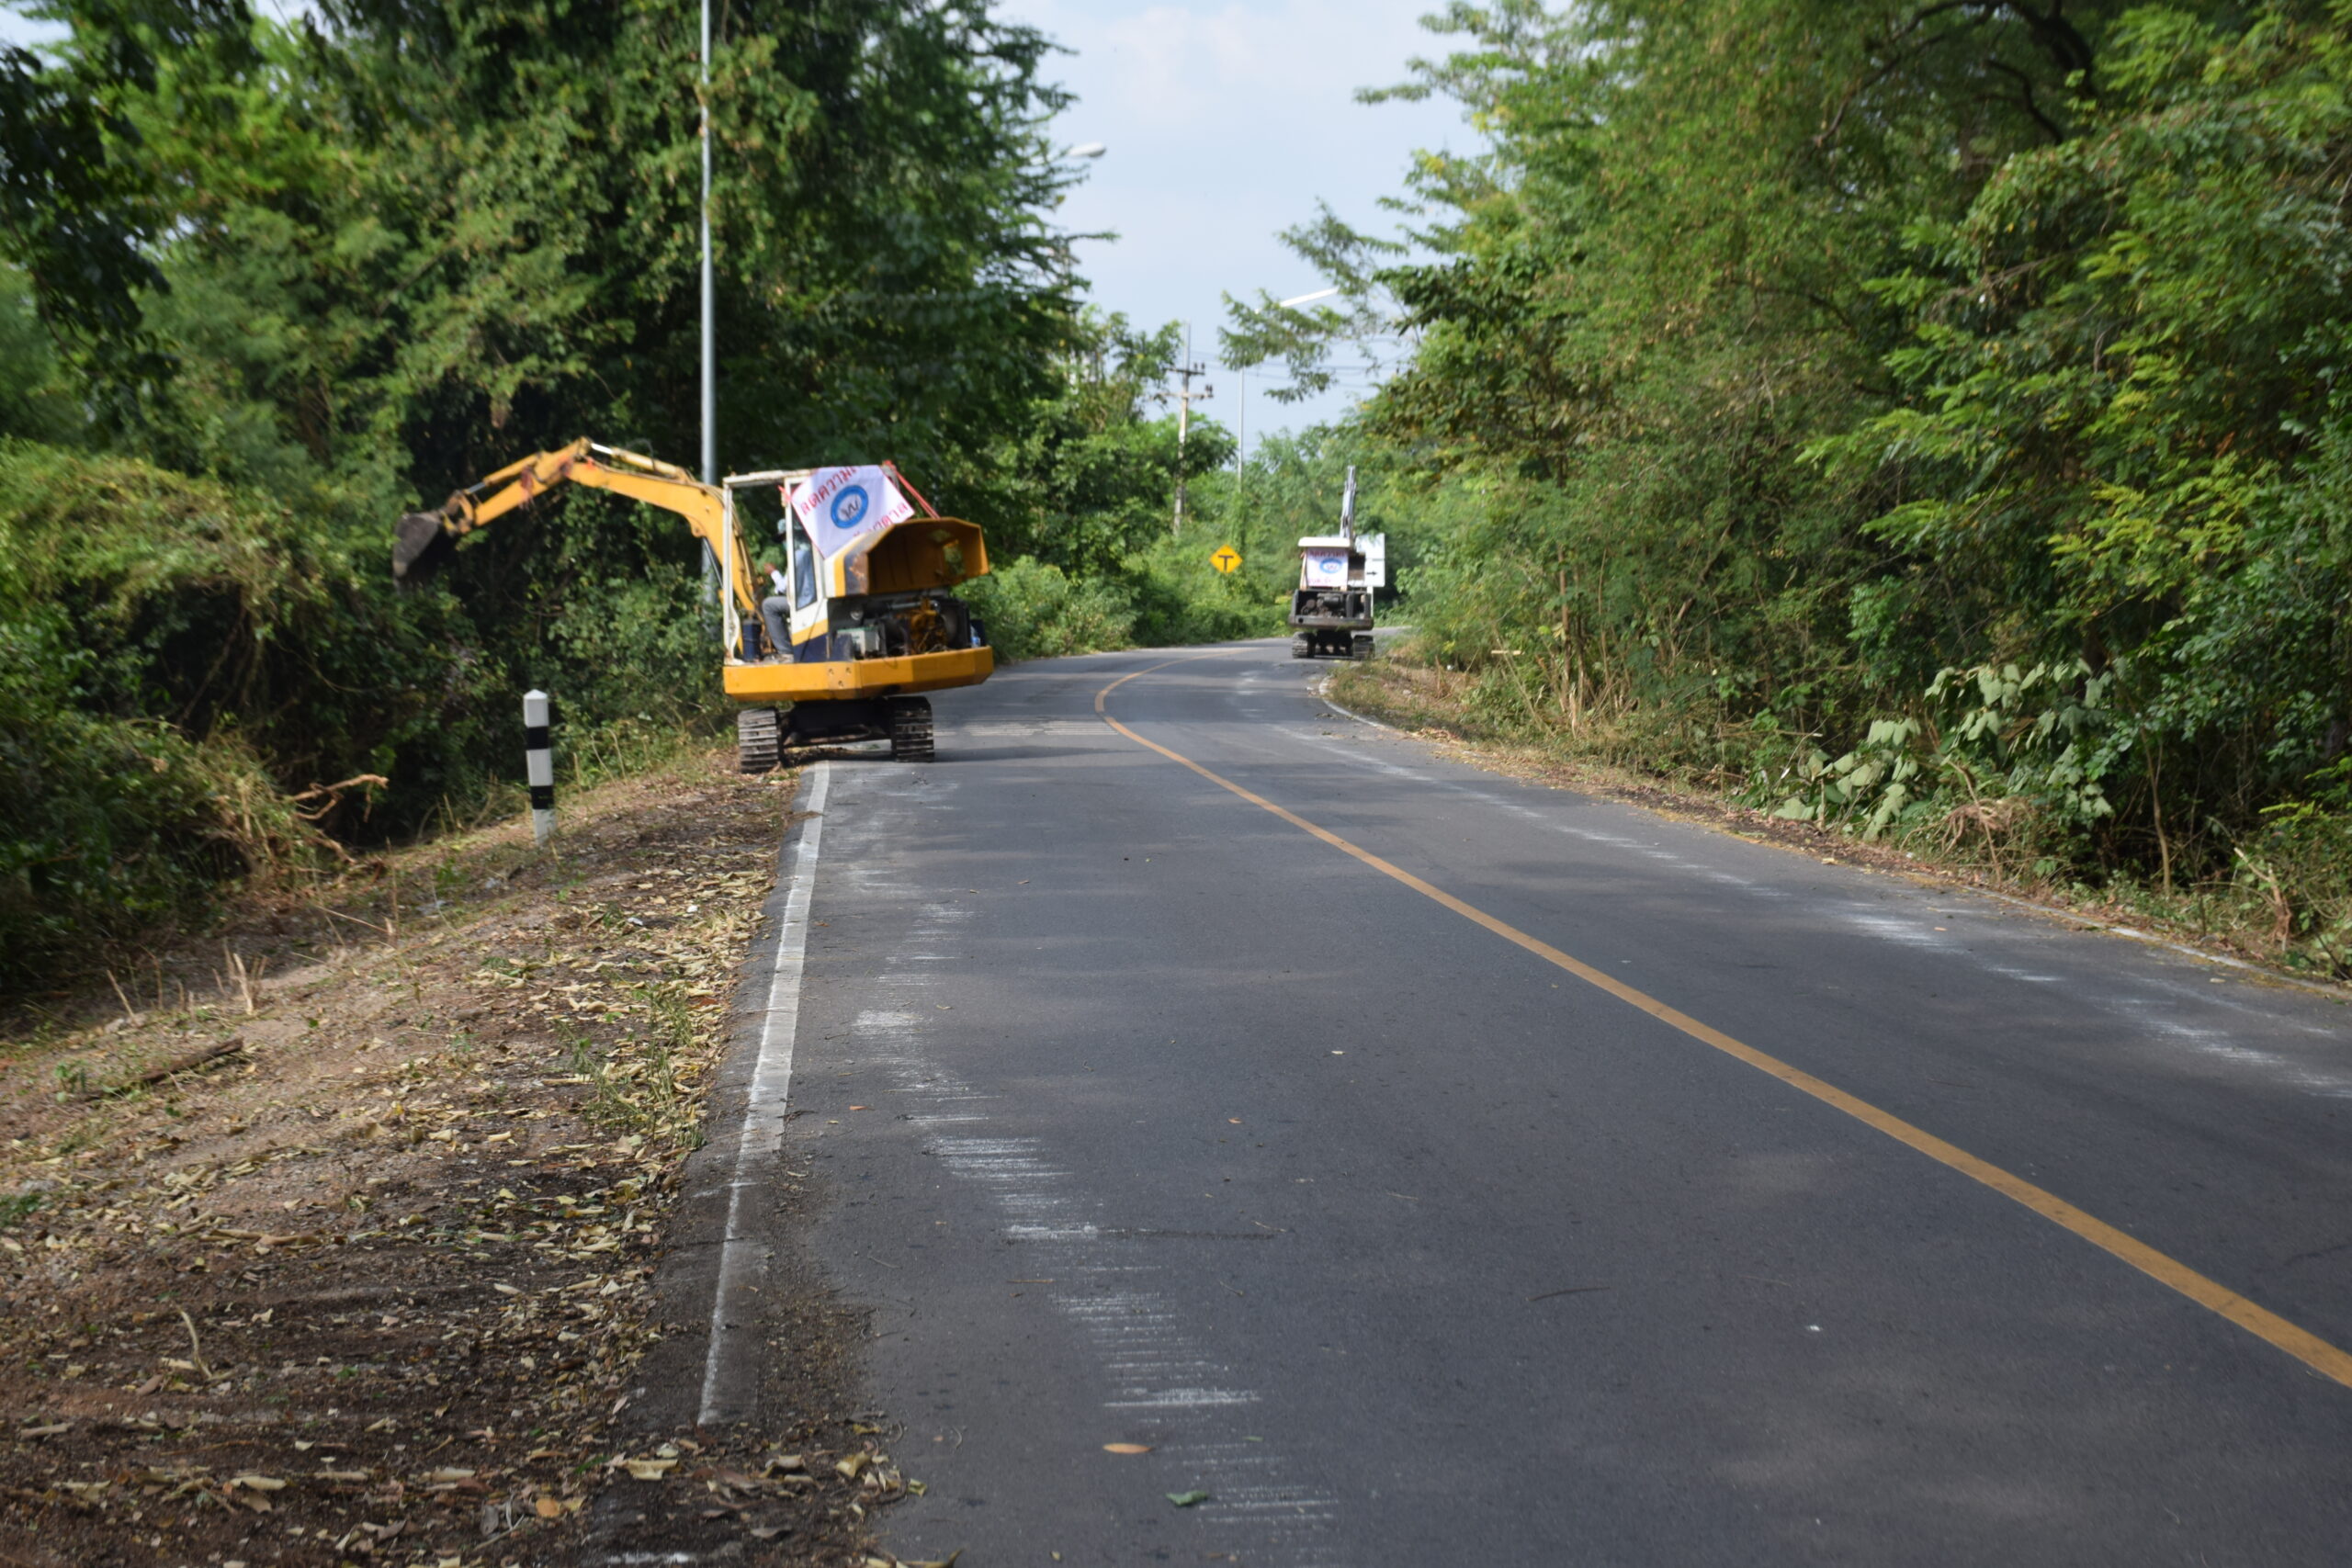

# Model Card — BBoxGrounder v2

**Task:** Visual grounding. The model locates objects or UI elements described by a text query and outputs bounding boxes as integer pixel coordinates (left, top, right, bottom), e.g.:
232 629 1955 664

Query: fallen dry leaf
0 754 866 1564
1102 1443 1152 1456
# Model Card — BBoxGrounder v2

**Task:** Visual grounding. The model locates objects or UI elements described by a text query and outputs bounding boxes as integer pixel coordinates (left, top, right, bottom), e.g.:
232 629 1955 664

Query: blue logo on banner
831 486 870 529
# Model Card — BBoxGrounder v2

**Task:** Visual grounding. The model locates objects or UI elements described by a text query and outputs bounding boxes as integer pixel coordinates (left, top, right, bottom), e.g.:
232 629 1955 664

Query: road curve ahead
777 641 2352 1567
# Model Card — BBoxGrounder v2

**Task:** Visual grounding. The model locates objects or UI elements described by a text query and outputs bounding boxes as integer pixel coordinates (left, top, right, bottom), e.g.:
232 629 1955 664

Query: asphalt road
766 641 2352 1566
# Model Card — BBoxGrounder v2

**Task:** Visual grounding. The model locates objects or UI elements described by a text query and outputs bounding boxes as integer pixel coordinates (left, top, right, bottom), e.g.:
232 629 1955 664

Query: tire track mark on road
818 762 1348 1565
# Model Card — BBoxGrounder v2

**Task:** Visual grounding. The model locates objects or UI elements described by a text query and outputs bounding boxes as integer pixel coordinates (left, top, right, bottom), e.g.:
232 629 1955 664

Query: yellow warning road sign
1211 545 1242 574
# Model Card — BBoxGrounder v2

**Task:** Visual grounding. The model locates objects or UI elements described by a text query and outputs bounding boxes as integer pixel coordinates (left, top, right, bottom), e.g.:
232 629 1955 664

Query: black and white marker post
524 689 555 846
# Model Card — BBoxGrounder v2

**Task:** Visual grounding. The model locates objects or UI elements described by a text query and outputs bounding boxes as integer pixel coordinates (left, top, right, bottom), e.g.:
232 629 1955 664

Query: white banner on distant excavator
789 466 915 558
1302 547 1351 588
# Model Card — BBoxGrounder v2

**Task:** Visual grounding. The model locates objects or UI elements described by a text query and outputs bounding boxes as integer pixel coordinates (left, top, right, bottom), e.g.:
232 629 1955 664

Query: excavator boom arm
394 440 759 615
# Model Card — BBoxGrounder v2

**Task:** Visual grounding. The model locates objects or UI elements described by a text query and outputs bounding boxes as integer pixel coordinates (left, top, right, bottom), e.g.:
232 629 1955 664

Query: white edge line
1964 885 2352 1000
1310 674 1397 734
697 760 830 1425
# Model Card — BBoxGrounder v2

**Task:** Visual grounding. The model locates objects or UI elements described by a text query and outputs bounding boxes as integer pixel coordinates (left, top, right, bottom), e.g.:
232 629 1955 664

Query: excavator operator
757 559 790 661
755 511 823 662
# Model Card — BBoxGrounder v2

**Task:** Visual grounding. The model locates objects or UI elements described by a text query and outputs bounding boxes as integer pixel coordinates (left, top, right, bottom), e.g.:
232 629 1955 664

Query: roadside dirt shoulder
0 750 916 1568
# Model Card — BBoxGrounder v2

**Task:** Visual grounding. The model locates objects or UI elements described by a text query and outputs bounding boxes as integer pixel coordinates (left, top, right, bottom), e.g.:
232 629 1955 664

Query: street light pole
1236 288 1342 479
697 0 718 602
1227 288 1334 534
699 0 715 488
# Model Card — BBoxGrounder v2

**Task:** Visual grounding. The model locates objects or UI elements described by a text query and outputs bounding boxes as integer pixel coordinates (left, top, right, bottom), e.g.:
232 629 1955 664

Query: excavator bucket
393 513 456 582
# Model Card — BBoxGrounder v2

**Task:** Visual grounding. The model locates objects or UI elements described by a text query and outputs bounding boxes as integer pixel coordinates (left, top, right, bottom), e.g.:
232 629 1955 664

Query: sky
0 0 1471 454
998 0 1468 454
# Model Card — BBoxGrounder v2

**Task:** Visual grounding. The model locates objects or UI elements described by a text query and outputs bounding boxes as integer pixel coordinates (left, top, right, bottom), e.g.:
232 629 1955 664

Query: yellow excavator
391 439 994 767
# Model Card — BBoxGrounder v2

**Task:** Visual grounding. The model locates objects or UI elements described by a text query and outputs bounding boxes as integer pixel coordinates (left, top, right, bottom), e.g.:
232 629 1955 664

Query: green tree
0 0 1098 987
0 0 251 347
1816 4 2352 869
1232 0 2352 920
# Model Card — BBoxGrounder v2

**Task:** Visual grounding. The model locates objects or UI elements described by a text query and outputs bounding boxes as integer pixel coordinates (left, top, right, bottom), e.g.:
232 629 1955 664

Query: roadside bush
962 557 1138 661
2231 773 2352 976
1123 535 1286 648
0 615 328 990
0 443 479 986
0 441 480 820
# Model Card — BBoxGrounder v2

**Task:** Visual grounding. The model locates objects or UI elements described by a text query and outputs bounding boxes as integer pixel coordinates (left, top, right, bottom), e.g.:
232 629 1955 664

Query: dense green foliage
0 435 452 965
1231 0 2352 967
968 309 1279 656
0 0 253 348
0 0 1262 991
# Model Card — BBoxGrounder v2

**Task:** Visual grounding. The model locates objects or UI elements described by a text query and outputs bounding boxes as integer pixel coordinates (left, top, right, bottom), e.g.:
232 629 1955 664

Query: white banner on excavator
1302 547 1351 587
789 466 915 558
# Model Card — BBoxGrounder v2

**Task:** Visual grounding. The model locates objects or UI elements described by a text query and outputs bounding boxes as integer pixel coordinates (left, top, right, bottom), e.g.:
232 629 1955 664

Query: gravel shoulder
0 750 923 1568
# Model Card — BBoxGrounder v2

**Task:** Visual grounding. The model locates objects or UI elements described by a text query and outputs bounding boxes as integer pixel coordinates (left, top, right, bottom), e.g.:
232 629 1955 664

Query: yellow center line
1095 654 2352 1392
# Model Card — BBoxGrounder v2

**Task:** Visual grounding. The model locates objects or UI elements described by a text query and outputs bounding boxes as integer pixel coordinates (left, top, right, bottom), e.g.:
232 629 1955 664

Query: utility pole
1171 323 1212 536
697 0 718 602
1234 363 1246 525
1236 364 1245 474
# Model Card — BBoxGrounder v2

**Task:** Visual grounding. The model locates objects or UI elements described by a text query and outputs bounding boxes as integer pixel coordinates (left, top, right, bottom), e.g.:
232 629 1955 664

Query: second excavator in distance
1290 465 1384 660
392 439 994 769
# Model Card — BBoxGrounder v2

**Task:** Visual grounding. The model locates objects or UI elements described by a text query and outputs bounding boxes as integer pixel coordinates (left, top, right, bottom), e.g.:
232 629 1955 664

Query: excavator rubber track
737 707 784 774
888 696 933 761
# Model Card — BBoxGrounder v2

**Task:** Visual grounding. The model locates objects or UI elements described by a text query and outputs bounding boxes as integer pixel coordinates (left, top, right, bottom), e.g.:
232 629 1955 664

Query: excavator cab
715 466 991 768
392 443 994 771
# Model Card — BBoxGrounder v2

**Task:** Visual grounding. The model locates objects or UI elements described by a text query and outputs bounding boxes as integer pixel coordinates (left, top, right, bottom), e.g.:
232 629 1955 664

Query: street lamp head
1063 141 1108 160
